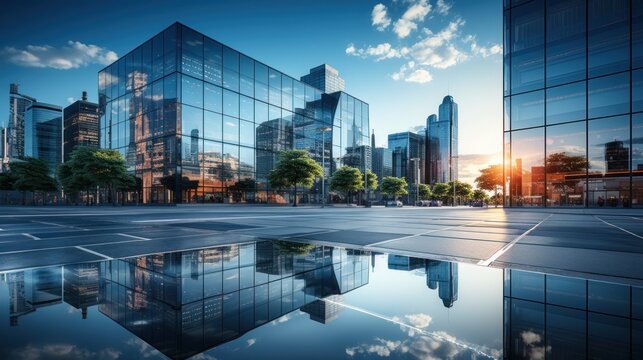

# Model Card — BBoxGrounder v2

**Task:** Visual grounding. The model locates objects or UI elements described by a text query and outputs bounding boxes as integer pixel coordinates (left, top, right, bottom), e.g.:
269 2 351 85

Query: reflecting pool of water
0 240 640 359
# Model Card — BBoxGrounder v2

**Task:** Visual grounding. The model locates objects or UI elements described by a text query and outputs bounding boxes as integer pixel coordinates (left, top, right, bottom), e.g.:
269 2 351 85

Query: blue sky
0 0 503 183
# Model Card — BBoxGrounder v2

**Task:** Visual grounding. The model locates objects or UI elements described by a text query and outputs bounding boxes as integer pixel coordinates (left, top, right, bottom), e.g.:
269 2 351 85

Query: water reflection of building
504 269 643 359
3 267 63 326
387 255 424 271
425 260 458 308
300 294 344 324
63 263 100 319
98 241 369 359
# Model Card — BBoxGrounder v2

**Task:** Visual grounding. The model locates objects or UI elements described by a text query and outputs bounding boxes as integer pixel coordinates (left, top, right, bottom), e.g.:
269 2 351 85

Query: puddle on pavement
0 240 641 359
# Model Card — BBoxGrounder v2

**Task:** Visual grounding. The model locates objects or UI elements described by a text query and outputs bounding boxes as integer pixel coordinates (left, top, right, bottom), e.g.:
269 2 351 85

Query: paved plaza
0 205 641 284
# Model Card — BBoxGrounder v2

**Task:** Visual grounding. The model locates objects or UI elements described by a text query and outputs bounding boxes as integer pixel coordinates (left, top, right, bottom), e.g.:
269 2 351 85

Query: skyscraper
63 91 99 162
8 84 37 159
24 103 62 176
300 64 345 93
427 96 458 185
372 147 393 182
504 0 643 207
388 131 426 184
98 23 369 204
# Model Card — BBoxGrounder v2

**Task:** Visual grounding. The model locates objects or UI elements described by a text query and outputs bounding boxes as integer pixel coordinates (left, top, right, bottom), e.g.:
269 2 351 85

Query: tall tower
427 96 458 184
8 84 37 159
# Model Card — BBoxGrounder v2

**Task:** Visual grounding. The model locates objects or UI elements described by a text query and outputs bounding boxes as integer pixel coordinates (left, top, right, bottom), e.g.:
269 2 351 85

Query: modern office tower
8 83 37 159
387 255 425 271
372 147 393 182
426 96 458 186
63 263 100 319
300 295 344 324
98 23 369 204
300 64 345 93
63 91 99 162
504 0 643 207
388 131 426 186
24 102 62 176
4 267 63 326
425 260 458 308
343 144 372 172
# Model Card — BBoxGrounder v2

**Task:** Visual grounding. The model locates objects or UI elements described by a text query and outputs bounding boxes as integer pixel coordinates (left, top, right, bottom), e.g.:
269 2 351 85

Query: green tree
431 182 450 201
89 149 129 205
11 157 57 205
268 150 322 206
380 177 408 200
418 183 432 200
363 170 378 190
472 189 489 202
58 146 97 205
330 166 364 204
446 180 473 205
475 164 504 207
0 172 17 190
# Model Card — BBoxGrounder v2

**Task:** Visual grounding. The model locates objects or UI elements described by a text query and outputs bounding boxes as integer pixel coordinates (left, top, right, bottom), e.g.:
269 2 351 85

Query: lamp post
410 157 420 206
319 127 332 208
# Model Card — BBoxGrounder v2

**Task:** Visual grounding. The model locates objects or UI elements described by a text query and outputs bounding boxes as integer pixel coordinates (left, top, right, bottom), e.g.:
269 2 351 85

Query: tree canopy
11 157 57 204
418 183 432 200
475 164 503 191
430 182 450 200
268 150 322 206
363 170 378 191
330 166 363 204
380 177 408 198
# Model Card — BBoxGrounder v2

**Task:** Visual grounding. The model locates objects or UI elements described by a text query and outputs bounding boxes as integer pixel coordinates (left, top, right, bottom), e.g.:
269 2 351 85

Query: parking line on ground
75 246 113 260
367 220 485 247
22 233 40 240
595 216 643 240
116 233 151 241
477 214 552 266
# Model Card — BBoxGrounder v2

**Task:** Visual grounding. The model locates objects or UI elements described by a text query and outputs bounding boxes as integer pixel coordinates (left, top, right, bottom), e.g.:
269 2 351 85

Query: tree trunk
292 187 297 207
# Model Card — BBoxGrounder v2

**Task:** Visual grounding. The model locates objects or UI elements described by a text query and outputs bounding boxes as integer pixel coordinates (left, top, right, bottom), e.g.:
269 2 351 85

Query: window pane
511 127 545 206
204 38 222 86
588 313 631 359
240 75 254 97
181 76 203 108
255 81 268 103
510 270 544 301
546 274 587 309
223 89 239 118
239 120 254 148
223 68 239 92
546 306 587 359
255 100 268 125
255 62 268 84
181 26 203 78
588 72 630 119
510 299 545 358
546 0 586 86
589 281 631 317
152 33 164 81
240 55 253 78
223 116 239 144
546 81 586 124
546 121 586 206
181 105 203 138
222 46 239 71
634 69 643 113
268 68 280 90
504 9 511 96
633 114 643 207
240 95 253 121
634 0 643 68
204 83 222 113
164 73 178 102
163 25 177 75
511 0 545 93
588 116 631 207
588 0 630 77
204 111 222 141
504 97 511 131
511 90 544 130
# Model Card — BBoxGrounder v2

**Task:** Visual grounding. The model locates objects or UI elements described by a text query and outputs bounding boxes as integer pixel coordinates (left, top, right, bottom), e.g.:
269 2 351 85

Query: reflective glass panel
634 69 643 113
203 111 222 141
239 121 254 148
240 95 253 121
510 299 545 358
223 68 239 92
635 0 643 68
546 81 586 125
181 105 203 138
511 0 545 93
588 72 630 119
204 83 222 114
204 38 222 86
546 274 586 309
546 305 587 359
588 281 630 317
588 313 631 359
222 46 239 71
511 90 544 130
223 90 239 118
181 27 203 79
546 121 586 206
223 116 239 144
633 114 643 207
181 76 203 108
546 0 586 86
511 127 545 206
510 270 544 301
588 0 630 77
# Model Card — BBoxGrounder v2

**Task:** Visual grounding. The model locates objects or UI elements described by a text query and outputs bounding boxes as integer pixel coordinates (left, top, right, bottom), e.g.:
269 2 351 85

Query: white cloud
404 313 432 329
246 338 257 347
347 43 409 61
2 41 118 70
406 69 433 83
393 0 432 38
465 35 503 58
436 0 452 15
66 97 76 104
372 4 392 31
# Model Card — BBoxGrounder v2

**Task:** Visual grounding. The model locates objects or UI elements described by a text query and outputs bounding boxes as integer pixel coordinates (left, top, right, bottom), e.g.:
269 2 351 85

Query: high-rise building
388 131 425 185
300 64 345 93
427 96 458 185
24 103 62 176
98 23 369 204
8 84 37 159
425 260 458 308
504 0 643 207
372 147 393 182
63 91 99 162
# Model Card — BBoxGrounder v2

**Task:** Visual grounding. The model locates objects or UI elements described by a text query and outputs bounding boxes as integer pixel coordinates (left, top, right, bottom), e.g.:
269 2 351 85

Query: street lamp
410 157 420 206
319 127 332 208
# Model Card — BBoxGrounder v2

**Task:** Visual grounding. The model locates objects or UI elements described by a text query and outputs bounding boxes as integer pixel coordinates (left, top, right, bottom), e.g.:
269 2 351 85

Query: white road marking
367 220 484 247
22 233 40 240
595 216 643 240
117 233 151 241
74 246 113 260
478 214 553 266
322 297 495 359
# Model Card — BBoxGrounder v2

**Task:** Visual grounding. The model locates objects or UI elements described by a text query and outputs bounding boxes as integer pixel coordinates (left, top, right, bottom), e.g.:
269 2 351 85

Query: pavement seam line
477 214 553 267
117 233 151 241
131 214 325 223
366 220 485 247
74 246 113 260
22 233 40 240
594 216 643 240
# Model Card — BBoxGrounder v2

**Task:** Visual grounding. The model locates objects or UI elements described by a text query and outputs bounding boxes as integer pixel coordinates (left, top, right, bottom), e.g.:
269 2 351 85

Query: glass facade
63 95 99 162
7 84 37 159
427 95 459 185
98 23 369 204
300 64 346 94
24 103 63 176
504 0 643 207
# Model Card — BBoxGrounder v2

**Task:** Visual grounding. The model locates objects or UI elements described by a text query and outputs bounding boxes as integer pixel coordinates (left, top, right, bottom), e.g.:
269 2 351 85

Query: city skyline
0 0 503 185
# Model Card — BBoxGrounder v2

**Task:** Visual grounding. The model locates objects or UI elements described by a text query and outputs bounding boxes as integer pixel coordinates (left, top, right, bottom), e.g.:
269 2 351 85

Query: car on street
385 200 403 207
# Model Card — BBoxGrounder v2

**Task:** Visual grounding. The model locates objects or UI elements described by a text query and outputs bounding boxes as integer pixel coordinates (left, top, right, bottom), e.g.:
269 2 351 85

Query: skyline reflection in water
0 239 639 359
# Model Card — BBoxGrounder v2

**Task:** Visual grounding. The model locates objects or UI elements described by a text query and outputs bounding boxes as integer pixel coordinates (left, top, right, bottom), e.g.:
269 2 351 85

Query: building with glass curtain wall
504 0 643 207
24 103 62 176
426 95 459 186
63 91 99 162
98 23 369 204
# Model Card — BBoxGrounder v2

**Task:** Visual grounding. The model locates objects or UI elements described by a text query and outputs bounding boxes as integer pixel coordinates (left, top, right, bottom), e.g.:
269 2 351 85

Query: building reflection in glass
98 241 369 359
387 255 459 309
504 269 643 359
63 263 100 319
2 267 63 326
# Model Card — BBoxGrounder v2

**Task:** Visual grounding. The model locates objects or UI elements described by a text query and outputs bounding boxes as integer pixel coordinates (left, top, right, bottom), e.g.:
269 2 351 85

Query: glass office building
300 64 346 94
504 0 643 207
24 102 63 176
98 23 369 204
8 84 37 159
63 91 99 162
426 95 459 186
